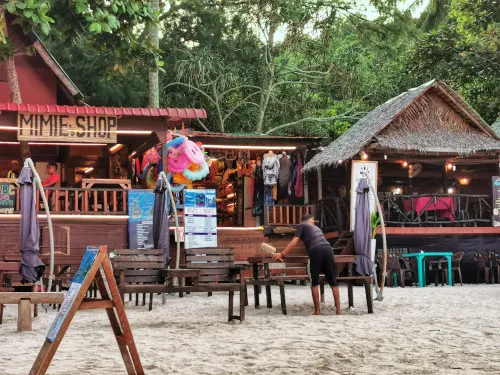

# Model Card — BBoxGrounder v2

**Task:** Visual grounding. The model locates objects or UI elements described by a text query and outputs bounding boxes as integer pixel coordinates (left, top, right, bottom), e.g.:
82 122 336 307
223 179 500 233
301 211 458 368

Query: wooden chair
184 248 245 322
473 252 491 284
112 249 167 311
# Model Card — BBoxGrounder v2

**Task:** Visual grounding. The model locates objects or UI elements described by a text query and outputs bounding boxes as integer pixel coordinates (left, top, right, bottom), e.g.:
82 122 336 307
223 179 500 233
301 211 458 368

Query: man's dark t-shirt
294 223 330 253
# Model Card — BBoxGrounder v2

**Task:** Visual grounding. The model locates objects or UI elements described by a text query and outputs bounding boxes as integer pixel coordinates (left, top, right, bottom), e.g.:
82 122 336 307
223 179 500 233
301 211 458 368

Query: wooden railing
379 194 491 226
4 186 128 215
264 204 316 226
317 197 349 233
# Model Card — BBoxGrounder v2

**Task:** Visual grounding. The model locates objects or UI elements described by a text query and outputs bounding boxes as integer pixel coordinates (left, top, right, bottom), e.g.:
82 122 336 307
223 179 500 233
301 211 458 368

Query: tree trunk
6 57 21 103
148 0 160 109
1 10 30 159
255 21 277 134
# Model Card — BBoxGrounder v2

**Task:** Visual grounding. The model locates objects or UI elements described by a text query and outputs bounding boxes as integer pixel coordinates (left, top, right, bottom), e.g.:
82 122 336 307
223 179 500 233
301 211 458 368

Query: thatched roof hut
303 80 500 172
492 119 500 137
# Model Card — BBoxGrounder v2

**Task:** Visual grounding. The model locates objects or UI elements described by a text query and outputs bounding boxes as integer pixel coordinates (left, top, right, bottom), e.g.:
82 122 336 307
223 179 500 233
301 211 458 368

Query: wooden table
247 255 373 314
81 178 131 190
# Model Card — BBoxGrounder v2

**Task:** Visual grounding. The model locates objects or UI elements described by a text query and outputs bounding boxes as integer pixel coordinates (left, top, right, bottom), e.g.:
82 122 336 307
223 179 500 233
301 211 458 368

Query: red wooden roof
0 103 207 119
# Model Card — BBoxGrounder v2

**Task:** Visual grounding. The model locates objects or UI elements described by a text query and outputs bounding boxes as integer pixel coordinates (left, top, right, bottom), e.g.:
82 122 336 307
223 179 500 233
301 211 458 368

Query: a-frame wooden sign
30 246 144 375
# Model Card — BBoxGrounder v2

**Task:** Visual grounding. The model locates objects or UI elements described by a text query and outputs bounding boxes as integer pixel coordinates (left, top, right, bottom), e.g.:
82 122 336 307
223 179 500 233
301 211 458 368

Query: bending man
272 214 341 315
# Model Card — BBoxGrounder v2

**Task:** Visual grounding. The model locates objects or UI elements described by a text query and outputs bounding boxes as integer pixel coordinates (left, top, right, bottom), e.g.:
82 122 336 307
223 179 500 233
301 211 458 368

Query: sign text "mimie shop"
17 112 117 143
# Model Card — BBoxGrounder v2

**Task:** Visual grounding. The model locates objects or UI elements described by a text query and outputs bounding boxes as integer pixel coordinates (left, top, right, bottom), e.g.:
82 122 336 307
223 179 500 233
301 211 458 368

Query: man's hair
301 214 314 222
48 162 58 171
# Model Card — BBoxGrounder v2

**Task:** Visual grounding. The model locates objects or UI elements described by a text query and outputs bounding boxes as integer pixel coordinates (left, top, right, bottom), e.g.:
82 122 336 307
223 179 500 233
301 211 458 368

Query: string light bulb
384 154 387 160
458 177 471 186
402 161 408 168
361 152 368 160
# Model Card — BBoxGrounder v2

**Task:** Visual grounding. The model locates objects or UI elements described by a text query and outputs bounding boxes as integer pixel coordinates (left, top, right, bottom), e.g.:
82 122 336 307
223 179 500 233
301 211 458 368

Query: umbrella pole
361 171 387 301
159 172 181 270
25 158 55 293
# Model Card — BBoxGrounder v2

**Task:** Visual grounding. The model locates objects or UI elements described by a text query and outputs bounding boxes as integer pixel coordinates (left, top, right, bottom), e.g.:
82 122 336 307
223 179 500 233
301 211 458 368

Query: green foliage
406 0 500 123
4 0 498 137
5 0 54 37
371 212 381 239
2 0 162 72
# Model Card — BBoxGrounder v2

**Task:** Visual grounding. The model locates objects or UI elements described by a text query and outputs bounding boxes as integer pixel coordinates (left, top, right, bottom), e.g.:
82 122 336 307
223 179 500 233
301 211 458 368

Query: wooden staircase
330 231 355 274
331 231 354 256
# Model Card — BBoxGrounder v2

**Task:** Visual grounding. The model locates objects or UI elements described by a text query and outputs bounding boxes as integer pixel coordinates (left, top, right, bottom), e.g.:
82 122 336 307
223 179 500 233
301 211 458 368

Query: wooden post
442 165 448 194
304 173 309 204
18 299 32 332
317 168 323 200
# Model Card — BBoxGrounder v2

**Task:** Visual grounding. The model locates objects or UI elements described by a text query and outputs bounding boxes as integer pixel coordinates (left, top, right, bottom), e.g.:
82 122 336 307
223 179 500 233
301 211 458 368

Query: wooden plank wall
0 217 128 260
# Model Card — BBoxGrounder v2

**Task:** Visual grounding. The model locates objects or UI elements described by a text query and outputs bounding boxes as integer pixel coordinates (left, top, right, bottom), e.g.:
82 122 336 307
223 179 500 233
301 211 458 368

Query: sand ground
1 284 500 375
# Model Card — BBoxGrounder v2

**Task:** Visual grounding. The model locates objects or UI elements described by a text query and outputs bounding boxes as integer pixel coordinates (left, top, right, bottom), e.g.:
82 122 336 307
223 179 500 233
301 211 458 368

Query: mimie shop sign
17 112 117 143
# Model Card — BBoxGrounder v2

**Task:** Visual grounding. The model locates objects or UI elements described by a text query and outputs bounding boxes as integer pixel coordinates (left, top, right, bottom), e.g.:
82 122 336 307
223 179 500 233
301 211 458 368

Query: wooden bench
0 292 65 331
247 254 374 315
184 248 245 322
112 249 169 311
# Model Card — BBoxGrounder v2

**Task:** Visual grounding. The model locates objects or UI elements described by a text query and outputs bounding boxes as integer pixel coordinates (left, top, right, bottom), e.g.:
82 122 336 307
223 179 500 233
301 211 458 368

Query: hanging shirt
279 154 291 187
295 154 304 198
263 154 279 185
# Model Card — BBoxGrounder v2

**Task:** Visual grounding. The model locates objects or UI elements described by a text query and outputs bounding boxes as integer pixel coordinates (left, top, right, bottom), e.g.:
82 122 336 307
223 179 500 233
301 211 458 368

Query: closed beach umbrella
152 177 171 265
18 166 45 284
354 177 372 276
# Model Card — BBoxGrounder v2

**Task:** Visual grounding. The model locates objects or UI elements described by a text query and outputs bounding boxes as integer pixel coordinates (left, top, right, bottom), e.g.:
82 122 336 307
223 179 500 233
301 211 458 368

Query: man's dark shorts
307 246 338 287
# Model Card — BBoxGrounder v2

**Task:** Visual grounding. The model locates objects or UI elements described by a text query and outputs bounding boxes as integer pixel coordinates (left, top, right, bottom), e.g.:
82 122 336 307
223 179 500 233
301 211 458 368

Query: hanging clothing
295 153 304 198
253 164 264 216
135 158 142 181
264 185 274 206
278 154 291 199
290 155 298 197
263 154 279 185
279 154 291 187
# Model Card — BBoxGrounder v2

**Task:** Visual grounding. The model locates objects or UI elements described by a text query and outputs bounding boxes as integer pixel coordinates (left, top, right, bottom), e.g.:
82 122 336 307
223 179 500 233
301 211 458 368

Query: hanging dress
263 154 279 206
295 153 304 198
253 163 264 216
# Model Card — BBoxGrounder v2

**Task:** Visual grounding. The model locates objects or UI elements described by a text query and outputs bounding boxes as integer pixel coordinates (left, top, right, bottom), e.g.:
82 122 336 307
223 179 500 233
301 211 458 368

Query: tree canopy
3 0 498 138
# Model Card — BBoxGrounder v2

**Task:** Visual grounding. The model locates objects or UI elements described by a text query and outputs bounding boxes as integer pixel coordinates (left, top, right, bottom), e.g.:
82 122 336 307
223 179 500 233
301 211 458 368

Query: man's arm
272 237 300 262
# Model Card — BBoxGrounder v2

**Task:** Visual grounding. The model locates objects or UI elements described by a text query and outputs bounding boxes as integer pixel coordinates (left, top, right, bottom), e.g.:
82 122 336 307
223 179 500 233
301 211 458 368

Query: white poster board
184 189 217 249
350 161 378 231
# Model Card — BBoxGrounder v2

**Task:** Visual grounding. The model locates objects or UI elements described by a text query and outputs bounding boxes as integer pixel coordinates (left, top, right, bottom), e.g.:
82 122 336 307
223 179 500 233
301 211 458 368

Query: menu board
492 177 500 227
350 161 378 231
127 190 155 249
0 182 16 214
184 189 217 249
46 246 99 343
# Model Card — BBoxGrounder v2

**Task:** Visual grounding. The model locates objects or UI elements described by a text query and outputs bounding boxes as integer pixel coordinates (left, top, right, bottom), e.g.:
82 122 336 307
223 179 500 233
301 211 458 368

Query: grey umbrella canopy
18 166 45 284
152 177 171 265
354 177 372 276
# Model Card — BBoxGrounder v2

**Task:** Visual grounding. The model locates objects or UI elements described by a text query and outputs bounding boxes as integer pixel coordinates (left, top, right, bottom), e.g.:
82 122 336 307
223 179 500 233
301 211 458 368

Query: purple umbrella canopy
18 166 45 283
151 177 171 265
354 177 373 276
